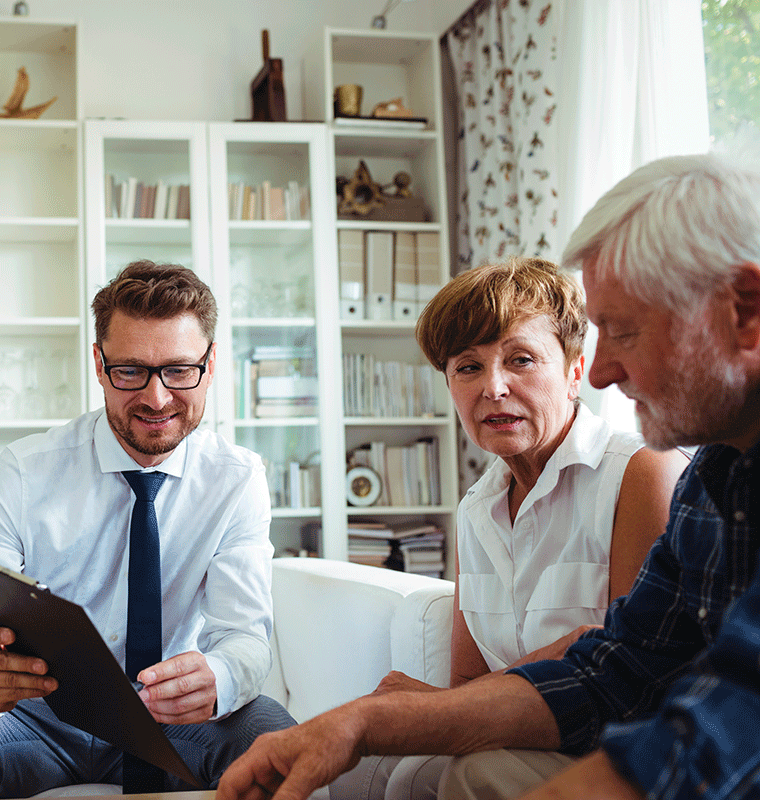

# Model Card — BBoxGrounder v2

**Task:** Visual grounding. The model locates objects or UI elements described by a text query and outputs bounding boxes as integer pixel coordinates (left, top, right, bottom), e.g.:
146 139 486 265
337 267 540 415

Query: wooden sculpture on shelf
371 97 415 119
249 30 286 122
338 160 386 216
1 67 57 119
338 161 429 222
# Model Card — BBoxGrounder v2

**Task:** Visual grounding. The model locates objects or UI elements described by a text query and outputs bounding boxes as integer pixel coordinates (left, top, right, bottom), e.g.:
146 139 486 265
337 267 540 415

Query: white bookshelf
0 19 84 442
307 28 459 579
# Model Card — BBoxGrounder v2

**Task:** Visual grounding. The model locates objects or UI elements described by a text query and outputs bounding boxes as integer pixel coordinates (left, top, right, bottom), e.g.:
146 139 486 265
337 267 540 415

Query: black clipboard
0 566 200 788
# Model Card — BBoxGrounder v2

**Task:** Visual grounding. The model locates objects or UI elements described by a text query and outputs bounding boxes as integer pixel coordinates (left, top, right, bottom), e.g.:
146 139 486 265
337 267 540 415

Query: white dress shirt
0 409 273 717
457 404 644 670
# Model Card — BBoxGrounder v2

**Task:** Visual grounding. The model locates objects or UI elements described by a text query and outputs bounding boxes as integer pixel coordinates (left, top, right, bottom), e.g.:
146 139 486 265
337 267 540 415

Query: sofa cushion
262 558 454 724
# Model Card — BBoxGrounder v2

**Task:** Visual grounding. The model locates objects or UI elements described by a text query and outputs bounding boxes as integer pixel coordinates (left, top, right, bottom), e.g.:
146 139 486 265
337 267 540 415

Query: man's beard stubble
626 322 748 452
106 401 204 457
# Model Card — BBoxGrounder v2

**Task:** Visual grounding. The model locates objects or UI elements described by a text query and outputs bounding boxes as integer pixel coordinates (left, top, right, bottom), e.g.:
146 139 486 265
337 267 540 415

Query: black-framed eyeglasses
99 343 213 391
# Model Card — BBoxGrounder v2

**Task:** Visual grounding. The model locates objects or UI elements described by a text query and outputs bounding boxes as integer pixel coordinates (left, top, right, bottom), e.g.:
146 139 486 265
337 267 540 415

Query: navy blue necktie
122 470 167 793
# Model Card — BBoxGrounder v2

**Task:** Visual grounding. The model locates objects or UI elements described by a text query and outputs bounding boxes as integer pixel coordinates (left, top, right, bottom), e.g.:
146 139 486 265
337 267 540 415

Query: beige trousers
438 749 574 800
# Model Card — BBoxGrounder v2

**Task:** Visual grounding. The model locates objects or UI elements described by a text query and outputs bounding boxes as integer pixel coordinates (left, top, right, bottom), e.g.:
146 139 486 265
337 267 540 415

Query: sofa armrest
262 558 454 723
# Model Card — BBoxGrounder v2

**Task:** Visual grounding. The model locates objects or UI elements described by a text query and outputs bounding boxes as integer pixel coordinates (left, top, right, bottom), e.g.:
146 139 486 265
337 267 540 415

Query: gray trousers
0 695 295 798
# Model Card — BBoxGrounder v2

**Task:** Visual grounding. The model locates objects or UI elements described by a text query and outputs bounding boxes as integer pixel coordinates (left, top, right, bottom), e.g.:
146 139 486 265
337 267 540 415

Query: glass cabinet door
84 120 210 416
209 123 344 559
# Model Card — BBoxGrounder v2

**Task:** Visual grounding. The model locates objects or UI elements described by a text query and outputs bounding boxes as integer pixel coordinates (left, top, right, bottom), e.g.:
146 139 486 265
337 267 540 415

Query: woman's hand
508 625 602 669
372 670 443 696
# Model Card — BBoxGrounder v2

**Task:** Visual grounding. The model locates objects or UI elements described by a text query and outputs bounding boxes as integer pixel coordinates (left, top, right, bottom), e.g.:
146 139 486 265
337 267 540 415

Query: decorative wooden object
338 160 385 216
371 97 415 119
250 30 286 122
338 161 428 222
1 67 56 119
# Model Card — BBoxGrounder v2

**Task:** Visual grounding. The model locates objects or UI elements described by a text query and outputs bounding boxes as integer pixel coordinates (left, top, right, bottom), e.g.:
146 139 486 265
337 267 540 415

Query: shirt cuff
508 659 603 756
205 653 235 719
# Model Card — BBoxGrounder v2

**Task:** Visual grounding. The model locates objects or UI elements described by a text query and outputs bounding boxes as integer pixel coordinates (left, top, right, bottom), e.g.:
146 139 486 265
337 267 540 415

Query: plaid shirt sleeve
599 448 760 799
601 562 760 799
510 455 722 757
515 444 760 797
509 532 704 755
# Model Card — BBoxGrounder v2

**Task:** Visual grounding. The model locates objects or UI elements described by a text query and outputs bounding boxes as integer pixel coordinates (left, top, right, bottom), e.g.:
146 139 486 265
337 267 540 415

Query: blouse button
698 607 708 620
734 510 746 523
109 633 118 642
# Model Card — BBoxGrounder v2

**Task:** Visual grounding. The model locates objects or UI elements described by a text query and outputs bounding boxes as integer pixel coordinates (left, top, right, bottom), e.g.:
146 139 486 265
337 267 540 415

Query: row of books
338 230 440 321
228 180 310 221
267 460 321 509
105 175 190 219
347 520 446 578
349 438 441 508
343 354 437 418
235 344 317 419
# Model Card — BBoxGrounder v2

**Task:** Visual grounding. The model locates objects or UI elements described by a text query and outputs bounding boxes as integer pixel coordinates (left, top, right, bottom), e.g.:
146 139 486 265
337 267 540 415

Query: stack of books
235 345 317 419
348 438 441 507
266 459 320 509
347 520 445 577
105 174 190 220
342 354 437 418
228 179 310 221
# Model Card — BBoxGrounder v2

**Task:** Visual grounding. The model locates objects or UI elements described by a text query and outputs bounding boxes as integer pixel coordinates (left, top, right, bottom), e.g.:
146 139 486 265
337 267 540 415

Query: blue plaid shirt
511 441 760 799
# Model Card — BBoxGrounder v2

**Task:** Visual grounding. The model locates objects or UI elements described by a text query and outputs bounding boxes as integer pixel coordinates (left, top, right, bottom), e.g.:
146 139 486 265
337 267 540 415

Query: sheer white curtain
443 0 709 488
556 0 710 428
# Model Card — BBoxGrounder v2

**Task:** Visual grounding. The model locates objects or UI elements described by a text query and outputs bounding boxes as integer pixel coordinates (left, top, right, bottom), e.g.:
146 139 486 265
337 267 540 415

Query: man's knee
220 694 296 746
439 749 574 800
165 694 296 790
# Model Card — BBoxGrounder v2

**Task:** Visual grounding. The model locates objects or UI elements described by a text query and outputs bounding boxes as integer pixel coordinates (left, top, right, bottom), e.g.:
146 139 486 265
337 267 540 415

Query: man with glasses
0 260 294 797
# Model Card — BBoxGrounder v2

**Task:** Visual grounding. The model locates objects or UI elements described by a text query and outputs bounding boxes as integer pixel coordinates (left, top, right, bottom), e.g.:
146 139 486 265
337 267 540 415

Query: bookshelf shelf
336 219 442 234
233 317 316 328
344 416 451 426
0 219 79 242
104 218 191 245
234 417 320 428
346 505 456 516
340 319 416 334
272 508 322 519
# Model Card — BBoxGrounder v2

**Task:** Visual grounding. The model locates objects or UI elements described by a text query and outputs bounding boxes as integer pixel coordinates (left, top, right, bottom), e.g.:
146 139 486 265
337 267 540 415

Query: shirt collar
696 439 760 522
466 403 613 502
94 408 187 478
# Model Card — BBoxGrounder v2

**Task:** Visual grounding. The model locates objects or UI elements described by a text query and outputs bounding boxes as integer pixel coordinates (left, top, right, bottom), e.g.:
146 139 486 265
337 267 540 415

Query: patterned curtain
446 0 559 491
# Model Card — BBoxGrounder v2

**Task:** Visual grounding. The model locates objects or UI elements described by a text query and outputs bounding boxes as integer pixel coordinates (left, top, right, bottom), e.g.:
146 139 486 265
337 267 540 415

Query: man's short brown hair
91 260 217 345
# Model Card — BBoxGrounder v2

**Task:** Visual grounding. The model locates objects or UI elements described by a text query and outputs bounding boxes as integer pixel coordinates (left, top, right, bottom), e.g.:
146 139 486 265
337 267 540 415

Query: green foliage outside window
703 0 760 140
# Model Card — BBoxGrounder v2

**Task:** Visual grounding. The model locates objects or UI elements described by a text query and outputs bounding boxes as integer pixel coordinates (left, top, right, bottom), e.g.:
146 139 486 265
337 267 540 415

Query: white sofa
35 557 455 797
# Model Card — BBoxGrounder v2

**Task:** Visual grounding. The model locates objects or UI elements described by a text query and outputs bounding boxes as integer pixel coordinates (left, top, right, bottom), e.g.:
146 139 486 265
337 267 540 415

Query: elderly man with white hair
217 144 760 800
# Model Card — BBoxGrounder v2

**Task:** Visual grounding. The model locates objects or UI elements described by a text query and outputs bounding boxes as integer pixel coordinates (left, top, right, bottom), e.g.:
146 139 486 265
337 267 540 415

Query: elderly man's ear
730 262 760 352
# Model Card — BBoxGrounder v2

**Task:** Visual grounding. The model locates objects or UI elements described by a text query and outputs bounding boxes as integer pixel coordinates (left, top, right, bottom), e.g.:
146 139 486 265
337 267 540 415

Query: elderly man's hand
217 704 366 800
0 627 58 712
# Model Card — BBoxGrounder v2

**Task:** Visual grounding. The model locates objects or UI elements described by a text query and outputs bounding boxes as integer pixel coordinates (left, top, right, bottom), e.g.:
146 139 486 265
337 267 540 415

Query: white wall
6 0 467 121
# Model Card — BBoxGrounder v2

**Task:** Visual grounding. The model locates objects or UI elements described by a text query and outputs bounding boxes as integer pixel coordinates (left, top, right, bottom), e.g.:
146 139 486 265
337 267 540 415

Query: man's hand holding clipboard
0 565 200 787
0 624 58 712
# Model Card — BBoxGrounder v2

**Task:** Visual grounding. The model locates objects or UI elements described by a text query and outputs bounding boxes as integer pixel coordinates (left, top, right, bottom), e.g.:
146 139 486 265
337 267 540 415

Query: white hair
562 139 760 311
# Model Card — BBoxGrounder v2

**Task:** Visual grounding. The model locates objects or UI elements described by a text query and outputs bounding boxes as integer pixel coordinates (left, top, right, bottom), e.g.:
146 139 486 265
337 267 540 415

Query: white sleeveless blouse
456 404 644 670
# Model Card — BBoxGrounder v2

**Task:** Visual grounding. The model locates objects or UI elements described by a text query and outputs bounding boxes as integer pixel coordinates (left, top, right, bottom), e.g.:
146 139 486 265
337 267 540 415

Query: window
702 0 760 141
